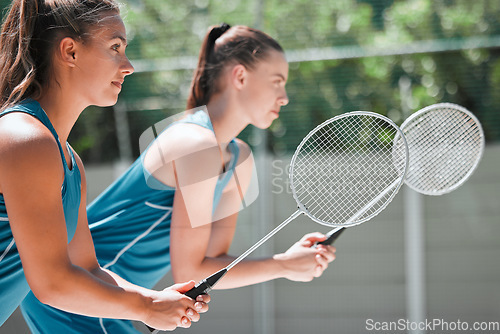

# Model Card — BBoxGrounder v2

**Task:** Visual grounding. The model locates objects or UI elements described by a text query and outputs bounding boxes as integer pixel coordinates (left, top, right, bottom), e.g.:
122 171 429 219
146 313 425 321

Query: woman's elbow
172 263 203 284
26 268 73 306
30 280 65 305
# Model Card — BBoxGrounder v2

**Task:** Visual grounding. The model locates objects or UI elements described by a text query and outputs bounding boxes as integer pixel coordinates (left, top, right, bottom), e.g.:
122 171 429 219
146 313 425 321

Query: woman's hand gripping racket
318 103 485 247
148 111 409 332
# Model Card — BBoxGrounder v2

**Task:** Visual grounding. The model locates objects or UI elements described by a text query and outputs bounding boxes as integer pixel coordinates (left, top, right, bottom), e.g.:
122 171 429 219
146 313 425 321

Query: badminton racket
318 102 485 246
184 111 409 295
148 111 409 332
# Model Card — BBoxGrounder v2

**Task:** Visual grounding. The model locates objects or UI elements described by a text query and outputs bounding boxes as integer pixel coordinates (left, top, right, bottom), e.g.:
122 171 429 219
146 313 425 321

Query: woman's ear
231 64 247 90
58 37 78 68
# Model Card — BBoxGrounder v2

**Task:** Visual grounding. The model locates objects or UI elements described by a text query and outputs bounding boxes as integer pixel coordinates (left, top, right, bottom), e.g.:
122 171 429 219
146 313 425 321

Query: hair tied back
208 22 231 44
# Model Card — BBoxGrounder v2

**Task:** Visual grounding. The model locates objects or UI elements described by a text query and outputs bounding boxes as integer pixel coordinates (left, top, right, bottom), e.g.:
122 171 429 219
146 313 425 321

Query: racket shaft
182 210 302 299
318 178 401 246
171 209 300 307
148 211 303 331
226 209 302 270
347 178 401 223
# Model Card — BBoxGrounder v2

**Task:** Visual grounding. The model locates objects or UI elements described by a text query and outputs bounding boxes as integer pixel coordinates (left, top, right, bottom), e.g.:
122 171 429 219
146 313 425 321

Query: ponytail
0 0 120 112
187 23 231 110
187 23 283 110
205 23 231 63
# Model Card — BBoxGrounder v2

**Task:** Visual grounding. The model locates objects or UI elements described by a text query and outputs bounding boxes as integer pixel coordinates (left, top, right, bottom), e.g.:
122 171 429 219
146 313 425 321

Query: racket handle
317 228 345 246
147 268 228 333
184 268 227 299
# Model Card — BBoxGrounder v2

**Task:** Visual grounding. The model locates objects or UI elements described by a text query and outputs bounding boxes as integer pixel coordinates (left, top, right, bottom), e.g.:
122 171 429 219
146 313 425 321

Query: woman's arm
169 139 336 289
67 149 209 327
0 119 206 331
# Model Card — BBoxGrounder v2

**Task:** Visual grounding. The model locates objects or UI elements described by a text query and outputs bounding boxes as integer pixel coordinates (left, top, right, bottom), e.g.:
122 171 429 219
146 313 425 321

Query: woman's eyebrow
273 73 287 81
111 34 128 46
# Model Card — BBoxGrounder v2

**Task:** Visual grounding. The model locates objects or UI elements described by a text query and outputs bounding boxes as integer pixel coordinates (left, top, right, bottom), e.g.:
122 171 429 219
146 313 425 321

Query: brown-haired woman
20 23 336 333
0 0 209 331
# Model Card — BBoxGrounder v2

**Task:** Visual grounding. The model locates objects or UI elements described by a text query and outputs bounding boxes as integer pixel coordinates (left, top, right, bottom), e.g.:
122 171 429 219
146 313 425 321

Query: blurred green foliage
1 0 499 162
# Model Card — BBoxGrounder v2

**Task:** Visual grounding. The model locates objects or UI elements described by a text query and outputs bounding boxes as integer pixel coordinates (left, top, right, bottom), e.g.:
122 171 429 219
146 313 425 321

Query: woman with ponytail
20 23 336 333
0 0 209 331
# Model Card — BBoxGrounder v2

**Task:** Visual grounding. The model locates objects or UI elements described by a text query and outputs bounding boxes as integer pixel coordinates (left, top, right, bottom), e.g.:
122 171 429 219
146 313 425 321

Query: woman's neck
36 89 86 144
206 93 249 149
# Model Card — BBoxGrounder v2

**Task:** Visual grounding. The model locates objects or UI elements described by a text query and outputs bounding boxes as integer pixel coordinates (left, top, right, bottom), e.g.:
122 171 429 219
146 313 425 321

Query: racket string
292 114 407 225
403 106 483 194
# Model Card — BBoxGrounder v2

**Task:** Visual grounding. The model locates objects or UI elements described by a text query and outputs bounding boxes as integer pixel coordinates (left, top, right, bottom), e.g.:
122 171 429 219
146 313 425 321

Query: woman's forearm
173 254 288 290
34 263 150 322
93 266 155 295
172 233 335 290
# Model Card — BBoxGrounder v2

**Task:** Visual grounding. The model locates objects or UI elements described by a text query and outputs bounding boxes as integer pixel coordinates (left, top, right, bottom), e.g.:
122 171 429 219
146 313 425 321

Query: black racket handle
317 228 345 246
147 269 228 332
183 278 213 299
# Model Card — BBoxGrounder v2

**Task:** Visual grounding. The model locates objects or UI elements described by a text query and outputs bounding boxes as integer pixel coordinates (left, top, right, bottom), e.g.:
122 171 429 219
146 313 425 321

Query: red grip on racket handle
147 269 227 332
316 228 345 246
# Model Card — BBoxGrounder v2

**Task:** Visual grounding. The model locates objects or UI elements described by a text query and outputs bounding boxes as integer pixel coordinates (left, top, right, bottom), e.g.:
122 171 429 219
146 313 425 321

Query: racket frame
290 111 409 228
401 102 485 196
320 103 486 246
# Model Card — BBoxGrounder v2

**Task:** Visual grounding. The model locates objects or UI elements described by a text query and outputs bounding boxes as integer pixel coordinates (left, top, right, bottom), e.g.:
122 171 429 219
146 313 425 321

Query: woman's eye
112 44 121 52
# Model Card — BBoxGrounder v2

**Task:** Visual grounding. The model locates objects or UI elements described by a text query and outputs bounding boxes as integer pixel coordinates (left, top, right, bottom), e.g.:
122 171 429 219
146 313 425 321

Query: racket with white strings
149 111 409 332
184 111 409 295
318 103 485 246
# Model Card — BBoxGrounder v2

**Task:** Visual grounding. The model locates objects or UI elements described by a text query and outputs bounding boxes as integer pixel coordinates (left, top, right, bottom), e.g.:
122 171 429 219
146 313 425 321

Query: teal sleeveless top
21 109 240 333
0 99 81 326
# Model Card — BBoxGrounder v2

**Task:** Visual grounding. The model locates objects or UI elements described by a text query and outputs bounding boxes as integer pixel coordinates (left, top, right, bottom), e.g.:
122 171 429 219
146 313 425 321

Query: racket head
401 103 485 195
289 111 409 228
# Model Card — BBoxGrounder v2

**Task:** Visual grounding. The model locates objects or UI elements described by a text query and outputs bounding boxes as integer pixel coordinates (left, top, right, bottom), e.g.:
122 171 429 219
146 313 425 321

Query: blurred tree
1 0 498 160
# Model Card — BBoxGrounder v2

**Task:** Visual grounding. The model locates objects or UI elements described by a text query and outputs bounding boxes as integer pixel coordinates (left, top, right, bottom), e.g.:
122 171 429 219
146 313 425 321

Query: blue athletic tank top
20 109 240 333
0 99 81 326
